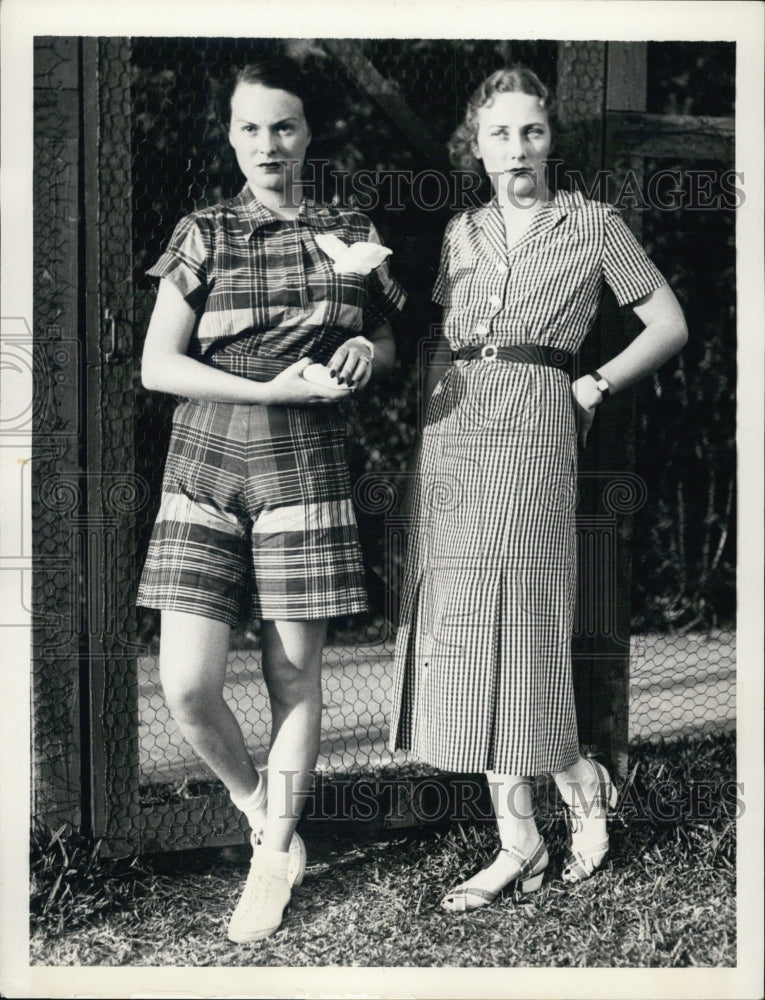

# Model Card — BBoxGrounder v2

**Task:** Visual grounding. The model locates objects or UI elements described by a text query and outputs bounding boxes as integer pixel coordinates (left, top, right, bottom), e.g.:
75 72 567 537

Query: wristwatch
588 370 611 400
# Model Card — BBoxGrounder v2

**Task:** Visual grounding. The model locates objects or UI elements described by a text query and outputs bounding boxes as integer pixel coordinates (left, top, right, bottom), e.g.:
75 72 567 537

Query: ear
471 139 481 161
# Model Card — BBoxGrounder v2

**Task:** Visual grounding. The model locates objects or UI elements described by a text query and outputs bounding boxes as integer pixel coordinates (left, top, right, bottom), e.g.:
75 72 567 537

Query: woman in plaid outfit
390 66 687 910
138 55 405 942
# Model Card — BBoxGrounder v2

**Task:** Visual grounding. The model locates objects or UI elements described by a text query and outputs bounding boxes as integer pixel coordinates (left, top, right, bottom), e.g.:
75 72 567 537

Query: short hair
219 54 320 130
449 65 557 172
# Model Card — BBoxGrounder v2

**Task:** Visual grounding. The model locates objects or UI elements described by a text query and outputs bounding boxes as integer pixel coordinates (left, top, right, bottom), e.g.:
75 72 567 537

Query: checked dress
389 191 666 775
137 184 406 627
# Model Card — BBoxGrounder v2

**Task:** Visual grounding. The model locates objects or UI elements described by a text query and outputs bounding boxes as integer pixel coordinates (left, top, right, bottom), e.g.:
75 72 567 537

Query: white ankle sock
252 845 289 877
231 773 267 827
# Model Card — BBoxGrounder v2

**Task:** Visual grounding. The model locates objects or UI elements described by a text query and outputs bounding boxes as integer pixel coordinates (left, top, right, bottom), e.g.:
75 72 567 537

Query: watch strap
588 369 610 399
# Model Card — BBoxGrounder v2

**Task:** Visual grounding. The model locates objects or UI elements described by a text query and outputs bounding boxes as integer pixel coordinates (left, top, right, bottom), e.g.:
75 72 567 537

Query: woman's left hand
327 336 375 391
570 376 603 449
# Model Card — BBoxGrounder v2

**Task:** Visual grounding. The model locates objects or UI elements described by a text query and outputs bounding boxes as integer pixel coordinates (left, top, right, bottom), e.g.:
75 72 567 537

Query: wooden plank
33 36 79 90
34 89 80 132
31 39 84 831
607 110 734 161
560 41 650 784
590 41 648 783
83 37 141 857
321 39 448 169
556 41 627 773
606 42 647 111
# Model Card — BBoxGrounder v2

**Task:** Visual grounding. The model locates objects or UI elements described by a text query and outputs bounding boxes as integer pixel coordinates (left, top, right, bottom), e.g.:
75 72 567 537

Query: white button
475 324 488 337
496 262 506 273
489 295 501 308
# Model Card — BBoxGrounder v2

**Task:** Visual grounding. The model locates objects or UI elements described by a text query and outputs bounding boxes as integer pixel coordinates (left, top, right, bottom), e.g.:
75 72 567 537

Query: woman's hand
570 376 603 449
326 336 376 391
264 357 353 406
569 284 688 448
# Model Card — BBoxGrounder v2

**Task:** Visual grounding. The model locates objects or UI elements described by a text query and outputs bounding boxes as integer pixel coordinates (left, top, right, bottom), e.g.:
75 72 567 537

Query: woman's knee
264 656 321 708
261 620 325 707
158 611 230 722
160 669 224 724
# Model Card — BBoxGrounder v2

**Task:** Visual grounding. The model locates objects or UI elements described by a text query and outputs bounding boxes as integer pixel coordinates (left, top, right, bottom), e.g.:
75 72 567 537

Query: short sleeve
146 214 212 313
603 207 667 307
362 220 407 333
432 216 456 307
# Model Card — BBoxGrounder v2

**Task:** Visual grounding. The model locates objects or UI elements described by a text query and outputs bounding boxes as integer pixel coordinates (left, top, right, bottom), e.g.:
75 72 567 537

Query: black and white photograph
1 1 763 997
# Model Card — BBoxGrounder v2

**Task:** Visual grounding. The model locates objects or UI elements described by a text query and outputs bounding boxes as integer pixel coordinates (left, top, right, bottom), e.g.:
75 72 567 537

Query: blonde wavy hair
449 65 558 172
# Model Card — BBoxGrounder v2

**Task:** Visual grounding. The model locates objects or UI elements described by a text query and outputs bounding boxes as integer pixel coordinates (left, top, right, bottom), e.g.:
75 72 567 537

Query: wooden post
593 42 649 782
32 37 85 831
557 41 648 782
82 37 141 856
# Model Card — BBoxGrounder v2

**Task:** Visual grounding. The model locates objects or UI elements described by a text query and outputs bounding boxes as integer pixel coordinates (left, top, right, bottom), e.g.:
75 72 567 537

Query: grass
30 732 736 967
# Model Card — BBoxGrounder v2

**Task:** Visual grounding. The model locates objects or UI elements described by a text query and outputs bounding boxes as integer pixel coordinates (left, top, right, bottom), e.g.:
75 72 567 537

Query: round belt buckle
480 344 498 361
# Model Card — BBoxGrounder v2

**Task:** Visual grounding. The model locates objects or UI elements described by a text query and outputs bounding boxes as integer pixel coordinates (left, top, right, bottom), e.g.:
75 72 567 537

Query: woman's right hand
570 376 602 449
264 357 354 406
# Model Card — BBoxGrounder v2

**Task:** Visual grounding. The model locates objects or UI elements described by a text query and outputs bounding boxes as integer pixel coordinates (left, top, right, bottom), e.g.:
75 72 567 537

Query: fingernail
337 377 345 385
329 370 336 377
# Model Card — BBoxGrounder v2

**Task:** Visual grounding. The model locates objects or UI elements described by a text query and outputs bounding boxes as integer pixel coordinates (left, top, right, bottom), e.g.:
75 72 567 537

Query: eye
277 123 296 134
242 124 257 133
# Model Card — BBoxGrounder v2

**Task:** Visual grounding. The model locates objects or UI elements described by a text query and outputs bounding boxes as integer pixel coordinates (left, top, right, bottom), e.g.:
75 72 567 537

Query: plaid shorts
137 399 368 626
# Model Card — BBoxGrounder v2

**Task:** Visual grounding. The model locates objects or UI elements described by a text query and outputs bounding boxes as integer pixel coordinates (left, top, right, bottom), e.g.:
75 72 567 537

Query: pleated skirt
389 358 581 775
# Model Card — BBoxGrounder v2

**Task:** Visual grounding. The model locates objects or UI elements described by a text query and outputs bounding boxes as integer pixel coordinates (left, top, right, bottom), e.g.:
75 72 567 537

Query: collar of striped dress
227 184 341 240
473 189 586 258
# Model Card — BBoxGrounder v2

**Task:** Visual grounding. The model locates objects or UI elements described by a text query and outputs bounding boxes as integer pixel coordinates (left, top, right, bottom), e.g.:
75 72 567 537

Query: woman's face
228 82 311 199
472 91 552 204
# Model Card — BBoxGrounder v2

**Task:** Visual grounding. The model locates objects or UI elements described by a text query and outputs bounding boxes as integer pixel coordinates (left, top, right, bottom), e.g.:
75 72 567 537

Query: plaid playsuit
137 184 406 626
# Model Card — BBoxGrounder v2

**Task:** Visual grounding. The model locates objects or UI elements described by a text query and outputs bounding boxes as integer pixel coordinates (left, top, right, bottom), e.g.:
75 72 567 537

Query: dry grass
30 733 736 968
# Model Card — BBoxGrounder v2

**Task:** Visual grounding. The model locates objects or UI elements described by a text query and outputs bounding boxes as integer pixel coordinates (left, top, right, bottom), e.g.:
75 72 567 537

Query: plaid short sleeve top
147 184 407 381
433 190 666 353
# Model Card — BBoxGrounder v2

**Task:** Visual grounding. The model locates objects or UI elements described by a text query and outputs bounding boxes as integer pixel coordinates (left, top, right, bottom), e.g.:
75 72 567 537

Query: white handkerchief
314 232 392 275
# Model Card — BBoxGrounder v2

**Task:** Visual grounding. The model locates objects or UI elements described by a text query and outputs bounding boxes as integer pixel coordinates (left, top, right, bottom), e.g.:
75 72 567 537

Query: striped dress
389 190 666 775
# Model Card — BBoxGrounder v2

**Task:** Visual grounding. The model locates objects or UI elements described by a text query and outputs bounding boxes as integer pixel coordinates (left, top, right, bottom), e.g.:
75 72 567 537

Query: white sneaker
249 828 306 888
227 863 291 944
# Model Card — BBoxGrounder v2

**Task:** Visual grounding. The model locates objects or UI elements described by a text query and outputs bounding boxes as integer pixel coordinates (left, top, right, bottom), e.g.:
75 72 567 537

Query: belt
455 343 576 378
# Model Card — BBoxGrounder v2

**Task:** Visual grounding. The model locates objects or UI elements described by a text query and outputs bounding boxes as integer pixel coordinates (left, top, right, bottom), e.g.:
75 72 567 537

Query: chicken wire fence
31 37 736 853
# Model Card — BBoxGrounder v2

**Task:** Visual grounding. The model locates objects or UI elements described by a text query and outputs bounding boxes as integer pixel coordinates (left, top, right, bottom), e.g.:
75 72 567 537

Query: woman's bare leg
486 771 542 855
552 756 615 879
441 772 547 908
158 610 260 800
259 618 326 854
552 756 601 809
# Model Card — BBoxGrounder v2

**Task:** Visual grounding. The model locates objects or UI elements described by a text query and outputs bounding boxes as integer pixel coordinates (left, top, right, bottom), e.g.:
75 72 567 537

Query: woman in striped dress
389 66 687 910
138 56 405 941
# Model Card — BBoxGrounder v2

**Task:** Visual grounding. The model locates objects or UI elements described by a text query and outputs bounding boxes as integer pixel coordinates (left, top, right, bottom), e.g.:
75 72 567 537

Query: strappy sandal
441 839 549 912
561 758 618 884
